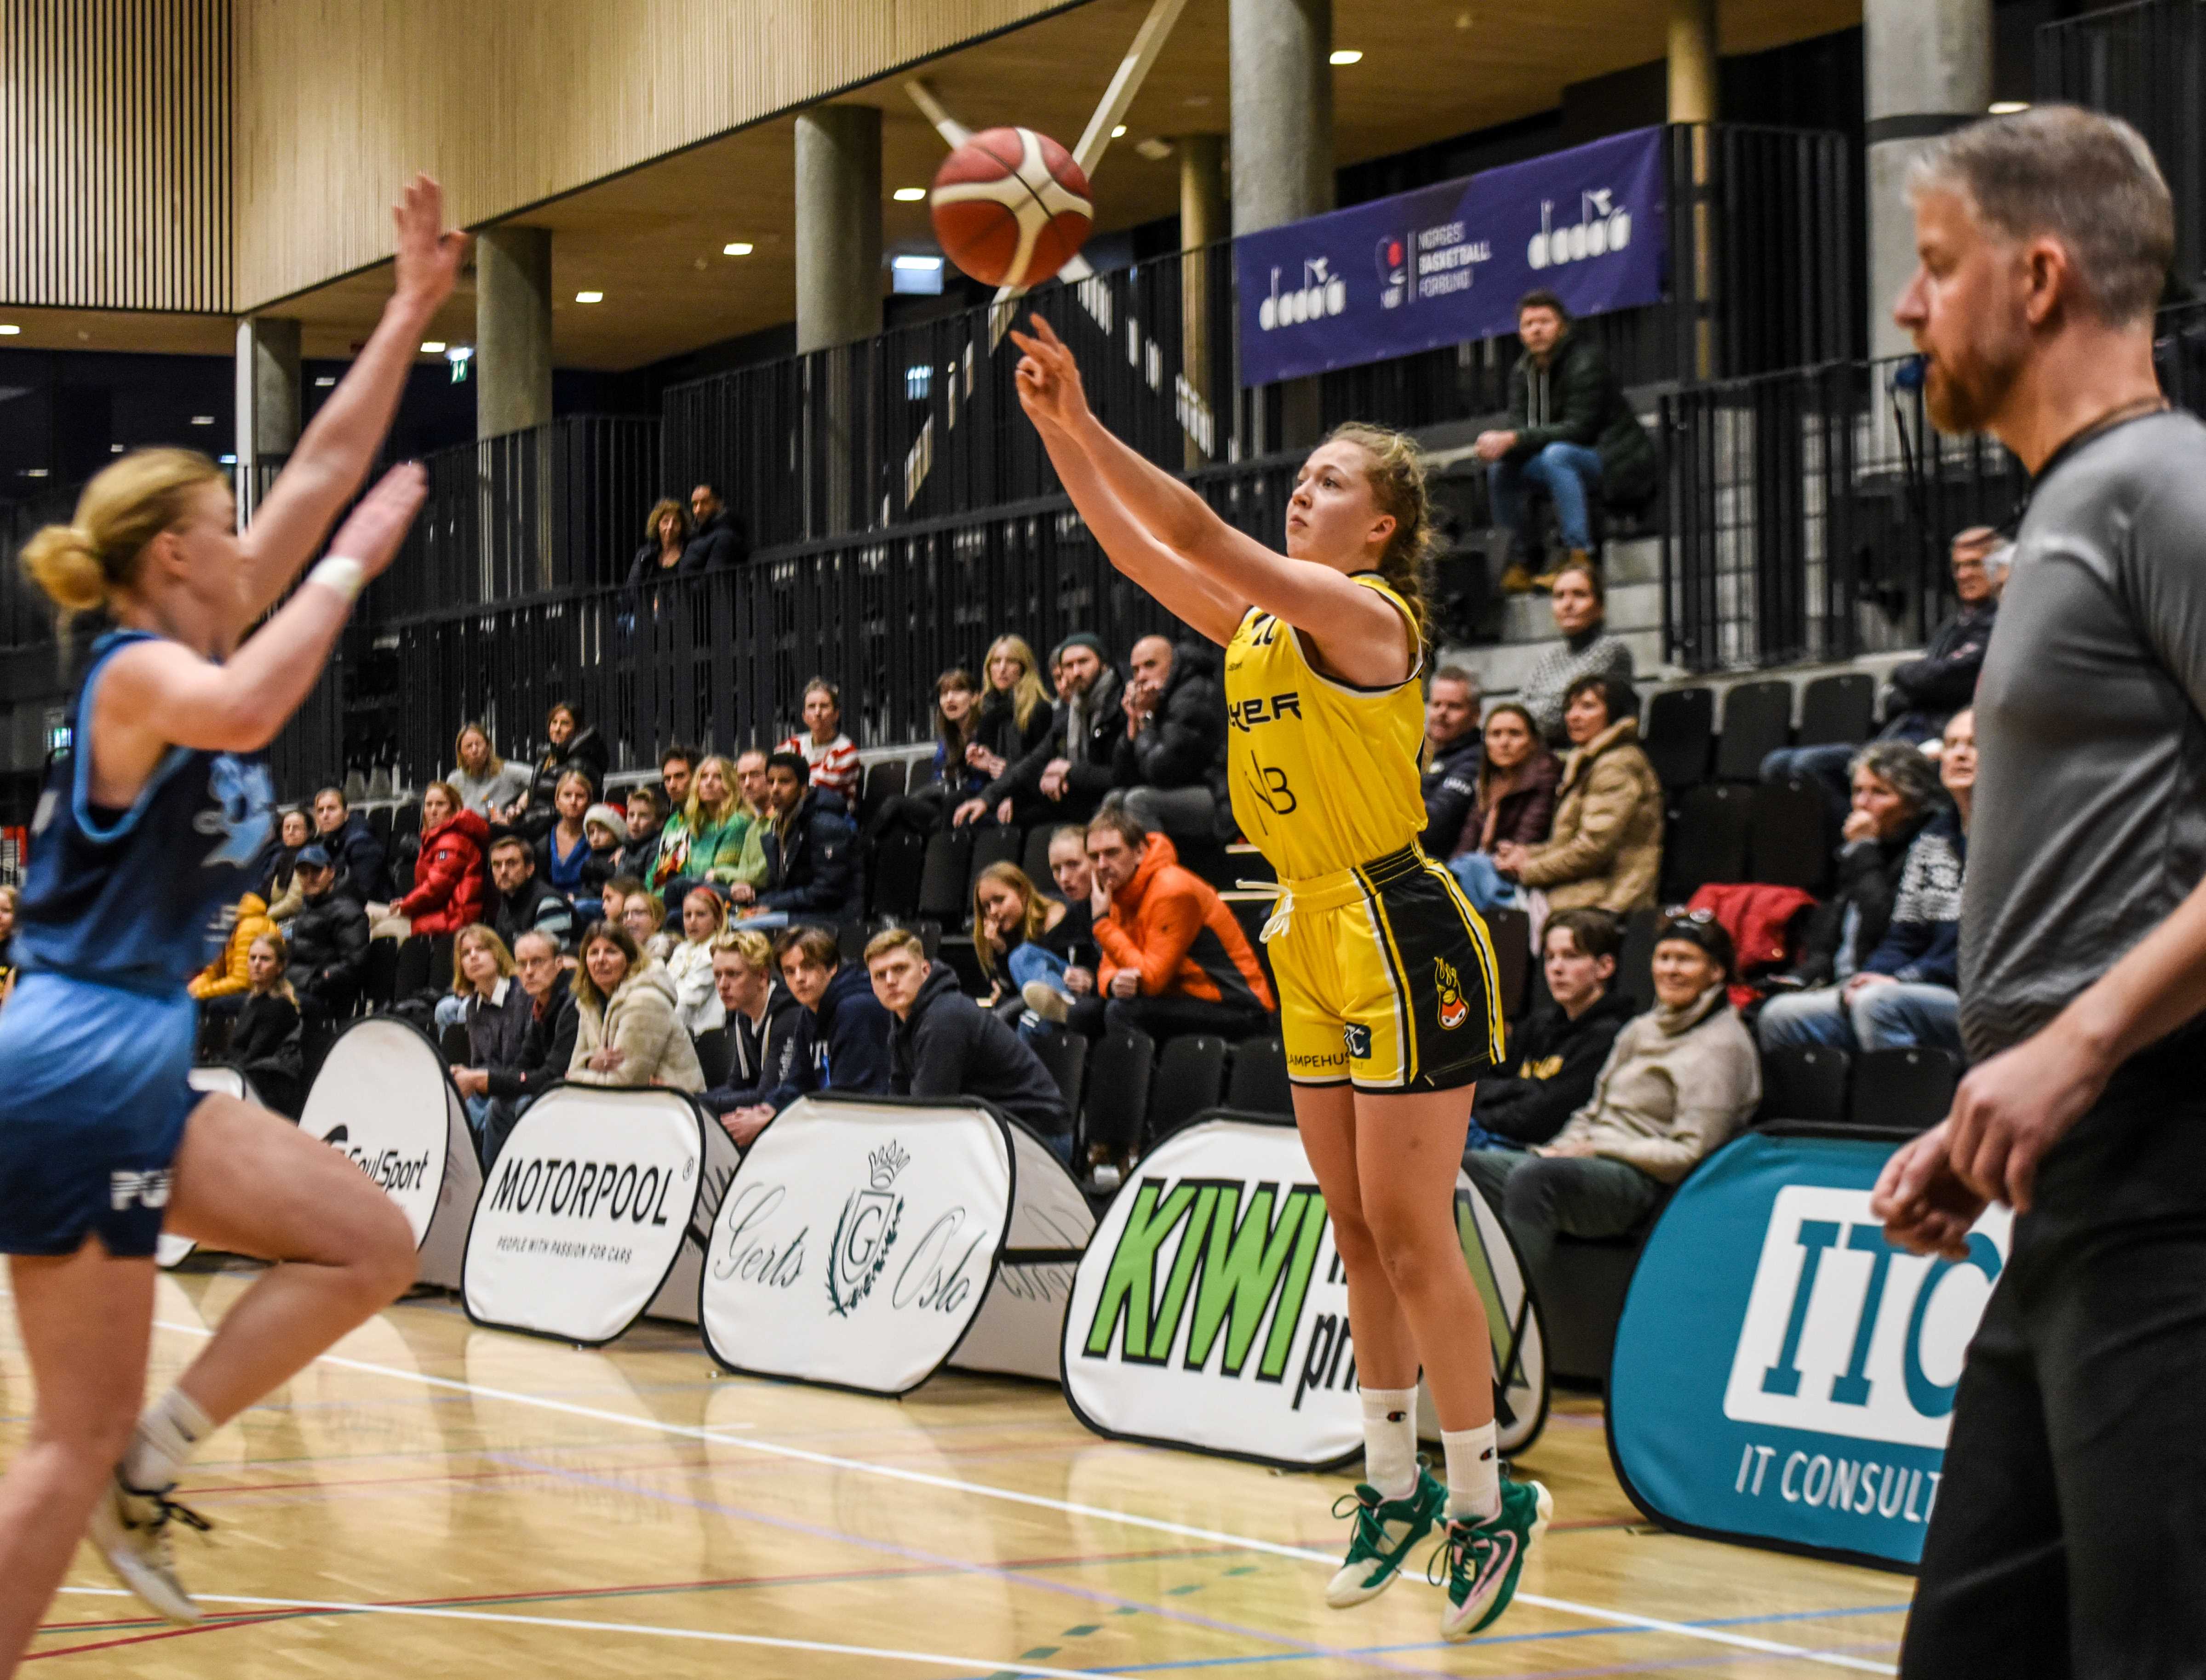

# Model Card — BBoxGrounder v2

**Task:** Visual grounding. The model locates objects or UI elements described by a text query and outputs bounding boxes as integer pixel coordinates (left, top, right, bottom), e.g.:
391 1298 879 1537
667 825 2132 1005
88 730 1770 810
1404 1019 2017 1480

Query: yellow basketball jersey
1222 572 1428 882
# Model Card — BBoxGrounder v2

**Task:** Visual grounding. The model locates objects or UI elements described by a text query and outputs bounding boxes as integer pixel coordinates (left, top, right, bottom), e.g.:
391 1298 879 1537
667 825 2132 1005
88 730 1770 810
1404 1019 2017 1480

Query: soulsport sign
1235 126 1667 387
1609 1130 2009 1570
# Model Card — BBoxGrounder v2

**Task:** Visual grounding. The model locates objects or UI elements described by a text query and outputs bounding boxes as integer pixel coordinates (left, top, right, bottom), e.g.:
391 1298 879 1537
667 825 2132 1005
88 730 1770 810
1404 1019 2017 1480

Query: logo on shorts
1434 957 1469 1031
109 1170 172 1211
828 1140 909 1316
1342 1023 1374 1060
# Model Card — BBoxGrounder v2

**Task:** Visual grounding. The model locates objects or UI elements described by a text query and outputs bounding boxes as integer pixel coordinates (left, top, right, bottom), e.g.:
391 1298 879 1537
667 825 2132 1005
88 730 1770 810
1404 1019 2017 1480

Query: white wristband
309 556 367 604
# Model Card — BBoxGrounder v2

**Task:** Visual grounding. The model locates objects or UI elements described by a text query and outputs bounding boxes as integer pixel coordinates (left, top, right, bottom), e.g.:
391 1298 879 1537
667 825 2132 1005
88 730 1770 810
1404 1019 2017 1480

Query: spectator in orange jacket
372 782 490 939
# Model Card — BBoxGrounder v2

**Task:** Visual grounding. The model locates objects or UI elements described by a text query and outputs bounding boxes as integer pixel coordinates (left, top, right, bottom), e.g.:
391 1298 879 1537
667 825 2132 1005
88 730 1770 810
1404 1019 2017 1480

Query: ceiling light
314 375 336 387
892 187 928 202
110 443 125 453
218 454 238 465
190 415 214 426
421 340 447 352
0 325 18 336
892 254 943 271
1988 100 2029 114
1329 48 1363 65
1112 124 1128 138
723 241 754 256
1135 137 1174 161
574 291 603 304
22 468 48 478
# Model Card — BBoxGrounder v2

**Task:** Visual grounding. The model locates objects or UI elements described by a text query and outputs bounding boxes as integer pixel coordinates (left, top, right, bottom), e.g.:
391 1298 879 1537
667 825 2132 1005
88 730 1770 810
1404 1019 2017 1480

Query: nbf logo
110 1170 172 1211
1721 1187 2008 1450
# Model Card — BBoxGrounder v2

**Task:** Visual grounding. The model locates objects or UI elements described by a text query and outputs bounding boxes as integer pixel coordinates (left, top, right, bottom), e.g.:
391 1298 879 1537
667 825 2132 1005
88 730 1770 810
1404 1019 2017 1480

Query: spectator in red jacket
1087 800 1273 1036
372 781 489 939
779 677 860 802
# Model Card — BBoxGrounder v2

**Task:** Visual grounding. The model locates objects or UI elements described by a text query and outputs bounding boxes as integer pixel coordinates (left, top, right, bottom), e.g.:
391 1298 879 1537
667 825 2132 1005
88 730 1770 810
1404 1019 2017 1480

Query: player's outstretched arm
100 466 428 756
1012 316 1408 687
235 176 466 625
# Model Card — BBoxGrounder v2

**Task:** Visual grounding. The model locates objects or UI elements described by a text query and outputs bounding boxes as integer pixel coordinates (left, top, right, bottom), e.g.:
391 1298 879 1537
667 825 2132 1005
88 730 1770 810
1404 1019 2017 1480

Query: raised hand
325 463 429 583
391 174 468 313
1009 314 1092 431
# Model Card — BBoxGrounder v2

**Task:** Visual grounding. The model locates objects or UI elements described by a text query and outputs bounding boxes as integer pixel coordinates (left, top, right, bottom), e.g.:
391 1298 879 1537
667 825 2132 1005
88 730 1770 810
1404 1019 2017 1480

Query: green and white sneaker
1324 1460 1446 1608
1432 1472 1552 1640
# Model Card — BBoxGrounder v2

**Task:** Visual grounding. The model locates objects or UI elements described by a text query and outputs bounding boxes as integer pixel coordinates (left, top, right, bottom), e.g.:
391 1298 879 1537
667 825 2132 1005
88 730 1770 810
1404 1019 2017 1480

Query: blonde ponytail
17 448 226 631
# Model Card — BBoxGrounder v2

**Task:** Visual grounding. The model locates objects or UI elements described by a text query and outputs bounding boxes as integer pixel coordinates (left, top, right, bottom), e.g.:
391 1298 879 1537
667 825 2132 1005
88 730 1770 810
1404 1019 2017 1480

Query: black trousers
1903 1029 2206 1679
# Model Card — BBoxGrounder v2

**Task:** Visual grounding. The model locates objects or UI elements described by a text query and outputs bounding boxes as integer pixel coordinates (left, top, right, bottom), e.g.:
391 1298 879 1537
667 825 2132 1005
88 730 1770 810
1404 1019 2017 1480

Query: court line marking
51 1588 1108 1677
143 1314 1898 1676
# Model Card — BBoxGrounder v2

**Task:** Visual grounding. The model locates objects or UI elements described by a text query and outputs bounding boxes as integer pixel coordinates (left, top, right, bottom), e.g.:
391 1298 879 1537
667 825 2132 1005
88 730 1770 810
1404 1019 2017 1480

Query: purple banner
1234 127 1668 387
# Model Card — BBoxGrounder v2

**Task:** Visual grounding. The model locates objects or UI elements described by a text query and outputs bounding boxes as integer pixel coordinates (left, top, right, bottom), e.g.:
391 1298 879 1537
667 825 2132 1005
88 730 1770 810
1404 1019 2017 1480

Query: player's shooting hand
1870 1120 1984 1259
1009 314 1090 430
1941 1017 2110 1215
326 464 428 582
391 174 468 312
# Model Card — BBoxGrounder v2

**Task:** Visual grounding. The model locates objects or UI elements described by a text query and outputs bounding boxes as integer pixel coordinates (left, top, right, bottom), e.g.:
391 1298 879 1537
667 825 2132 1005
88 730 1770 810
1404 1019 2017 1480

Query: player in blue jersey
0 177 464 1661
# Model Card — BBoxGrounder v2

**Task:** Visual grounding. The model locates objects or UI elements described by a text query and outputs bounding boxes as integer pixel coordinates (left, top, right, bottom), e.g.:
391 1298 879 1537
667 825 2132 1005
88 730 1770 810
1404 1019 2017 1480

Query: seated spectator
871 667 985 840
652 754 758 902
371 782 489 939
1446 703 1560 912
1763 528 2005 820
666 886 729 1035
452 930 576 1168
1464 913 1759 1275
684 481 749 569
754 751 861 918
626 497 692 593
867 928 1073 1164
228 931 305 1117
1473 675 1659 919
261 808 313 924
312 784 386 904
1419 665 1483 857
1759 727 1967 1055
973 861 1081 1015
1114 635 1229 843
598 874 643 937
535 771 599 901
1514 564 1635 745
1078 803 1274 1063
513 700 611 840
619 888 674 964
698 929 808 1132
578 802 625 914
285 846 369 1020
567 922 705 1091
953 635 1055 827
450 722 530 825
654 744 699 818
0 884 16 1000
614 786 665 884
779 679 860 803
450 927 533 1125
1463 909 1637 1153
991 633 1127 828
1473 291 1658 594
731 748 772 878
486 835 575 956
189 891 274 1010
708 926 894 1140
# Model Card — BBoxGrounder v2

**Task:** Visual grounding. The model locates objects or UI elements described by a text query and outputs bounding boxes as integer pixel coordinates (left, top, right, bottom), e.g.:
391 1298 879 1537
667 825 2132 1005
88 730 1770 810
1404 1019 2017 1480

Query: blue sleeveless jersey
15 630 276 993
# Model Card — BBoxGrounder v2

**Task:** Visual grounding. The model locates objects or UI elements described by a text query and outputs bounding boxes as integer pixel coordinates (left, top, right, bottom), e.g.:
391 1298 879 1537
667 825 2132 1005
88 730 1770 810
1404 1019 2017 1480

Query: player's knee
350 1199 417 1306
1328 1204 1381 1273
1369 1217 1448 1296
34 1389 141 1469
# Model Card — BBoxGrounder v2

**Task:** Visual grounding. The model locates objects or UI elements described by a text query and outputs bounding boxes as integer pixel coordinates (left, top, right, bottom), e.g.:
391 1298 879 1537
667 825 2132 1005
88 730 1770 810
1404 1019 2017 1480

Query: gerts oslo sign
1609 1131 2009 1569
1236 126 1667 387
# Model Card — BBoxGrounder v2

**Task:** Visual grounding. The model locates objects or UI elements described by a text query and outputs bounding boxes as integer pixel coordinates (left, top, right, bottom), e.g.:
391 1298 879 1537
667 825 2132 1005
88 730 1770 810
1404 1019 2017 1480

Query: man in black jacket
758 751 862 918
699 929 808 1123
711 926 895 1142
1115 636 1228 842
866 928 1071 1159
285 847 370 1020
683 483 750 570
982 632 1127 825
1473 291 1658 590
1465 910 1637 1155
1420 664 1484 856
453 930 579 1169
488 837 576 952
311 786 387 904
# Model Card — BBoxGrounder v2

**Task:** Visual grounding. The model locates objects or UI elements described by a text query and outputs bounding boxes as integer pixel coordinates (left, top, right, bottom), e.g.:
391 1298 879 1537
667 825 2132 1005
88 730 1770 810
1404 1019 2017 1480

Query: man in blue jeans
1474 291 1657 592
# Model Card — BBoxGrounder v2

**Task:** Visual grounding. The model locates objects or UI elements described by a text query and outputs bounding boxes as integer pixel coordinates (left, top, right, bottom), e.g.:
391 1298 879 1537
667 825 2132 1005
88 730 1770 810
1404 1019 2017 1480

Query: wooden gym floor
13 1262 1908 1677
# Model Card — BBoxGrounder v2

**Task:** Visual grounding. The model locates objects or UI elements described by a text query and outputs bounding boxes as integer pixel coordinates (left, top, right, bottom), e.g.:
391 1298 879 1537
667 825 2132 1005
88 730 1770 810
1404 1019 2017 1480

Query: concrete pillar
234 314 299 520
1179 134 1228 469
1667 0 1719 123
1230 0 1333 450
1865 0 1992 360
477 225 554 440
794 105 883 354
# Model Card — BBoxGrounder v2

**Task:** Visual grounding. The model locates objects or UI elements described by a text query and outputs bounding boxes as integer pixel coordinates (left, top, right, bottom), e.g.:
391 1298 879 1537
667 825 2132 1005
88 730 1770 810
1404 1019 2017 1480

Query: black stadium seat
1849 1047 1960 1133
693 1026 735 1088
438 1022 470 1065
367 804 394 846
968 825 1022 891
1714 681 1793 783
392 935 432 1002
1796 673 1877 749
1756 1044 1851 1127
1226 1034 1292 1118
1082 1028 1156 1157
1021 824 1059 886
1643 686 1714 790
1146 1034 1228 1146
870 829 927 920
1031 1029 1089 1114
857 758 908 834
1749 779 1832 893
916 828 974 924
360 937 400 1012
1664 783 1753 900
1614 907 1661 1011
1484 906 1531 1021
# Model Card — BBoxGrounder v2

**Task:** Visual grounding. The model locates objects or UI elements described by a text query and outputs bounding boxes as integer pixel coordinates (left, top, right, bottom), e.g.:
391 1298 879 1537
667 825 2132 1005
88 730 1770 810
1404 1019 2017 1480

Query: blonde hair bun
19 524 109 613
17 447 224 627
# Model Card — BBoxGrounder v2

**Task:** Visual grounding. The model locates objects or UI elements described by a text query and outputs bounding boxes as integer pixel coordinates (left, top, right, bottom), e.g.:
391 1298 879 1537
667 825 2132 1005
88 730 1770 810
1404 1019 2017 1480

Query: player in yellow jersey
1010 315 1549 1640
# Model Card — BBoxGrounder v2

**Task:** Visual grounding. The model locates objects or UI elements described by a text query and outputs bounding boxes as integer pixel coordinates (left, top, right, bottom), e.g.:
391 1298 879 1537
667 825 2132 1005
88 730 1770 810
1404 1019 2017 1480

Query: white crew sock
1442 1421 1501 1522
1358 1386 1420 1501
119 1387 214 1492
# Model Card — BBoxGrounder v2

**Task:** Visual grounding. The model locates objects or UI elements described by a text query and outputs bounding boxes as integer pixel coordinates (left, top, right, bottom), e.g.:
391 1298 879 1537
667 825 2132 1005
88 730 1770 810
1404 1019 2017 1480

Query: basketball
929 126 1093 290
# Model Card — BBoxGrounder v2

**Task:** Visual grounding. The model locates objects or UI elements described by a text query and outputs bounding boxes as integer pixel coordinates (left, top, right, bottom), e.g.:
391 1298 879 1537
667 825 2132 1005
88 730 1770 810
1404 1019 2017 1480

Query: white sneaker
1021 981 1071 1024
88 1474 209 1625
1090 1161 1124 1192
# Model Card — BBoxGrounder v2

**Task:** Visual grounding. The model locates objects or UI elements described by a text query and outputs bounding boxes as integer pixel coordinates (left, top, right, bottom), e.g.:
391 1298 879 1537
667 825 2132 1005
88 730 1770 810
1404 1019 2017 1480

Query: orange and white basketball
928 126 1093 290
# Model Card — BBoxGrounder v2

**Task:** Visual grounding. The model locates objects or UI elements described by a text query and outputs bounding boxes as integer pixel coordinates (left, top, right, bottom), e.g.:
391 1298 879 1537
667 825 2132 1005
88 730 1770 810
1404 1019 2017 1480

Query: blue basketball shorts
0 973 199 1257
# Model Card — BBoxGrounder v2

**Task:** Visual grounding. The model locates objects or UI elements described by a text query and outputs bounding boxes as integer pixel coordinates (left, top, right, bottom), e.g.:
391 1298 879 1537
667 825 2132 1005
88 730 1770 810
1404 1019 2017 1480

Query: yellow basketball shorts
1263 846 1504 1094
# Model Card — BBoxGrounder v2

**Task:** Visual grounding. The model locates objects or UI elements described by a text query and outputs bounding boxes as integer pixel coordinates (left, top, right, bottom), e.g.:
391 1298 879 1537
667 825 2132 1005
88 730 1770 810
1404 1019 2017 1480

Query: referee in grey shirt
1871 107 2206 1677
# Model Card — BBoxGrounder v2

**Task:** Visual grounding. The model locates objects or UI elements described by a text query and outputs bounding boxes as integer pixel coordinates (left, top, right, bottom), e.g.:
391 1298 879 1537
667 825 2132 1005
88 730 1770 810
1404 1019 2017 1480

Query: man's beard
1923 335 2023 437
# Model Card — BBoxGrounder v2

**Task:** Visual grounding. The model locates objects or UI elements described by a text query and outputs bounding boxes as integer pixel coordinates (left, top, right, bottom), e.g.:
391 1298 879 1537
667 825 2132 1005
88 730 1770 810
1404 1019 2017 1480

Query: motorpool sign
1236 126 1667 386
300 1017 481 1288
699 1096 1019 1396
1609 1129 2008 1570
462 1086 707 1345
1065 1114 1546 1469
